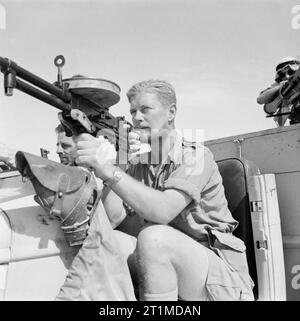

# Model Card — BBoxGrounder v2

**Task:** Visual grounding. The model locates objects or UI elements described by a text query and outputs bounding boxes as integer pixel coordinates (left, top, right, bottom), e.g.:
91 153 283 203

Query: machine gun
0 55 131 151
264 65 300 124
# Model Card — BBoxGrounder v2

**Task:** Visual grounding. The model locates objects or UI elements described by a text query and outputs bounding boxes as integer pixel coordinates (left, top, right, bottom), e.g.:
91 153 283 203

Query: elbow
137 191 179 224
157 215 172 225
144 206 174 225
256 96 263 104
257 92 267 104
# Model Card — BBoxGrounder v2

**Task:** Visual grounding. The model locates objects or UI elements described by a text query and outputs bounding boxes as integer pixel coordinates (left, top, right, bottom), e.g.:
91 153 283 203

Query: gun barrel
16 78 71 113
0 56 71 102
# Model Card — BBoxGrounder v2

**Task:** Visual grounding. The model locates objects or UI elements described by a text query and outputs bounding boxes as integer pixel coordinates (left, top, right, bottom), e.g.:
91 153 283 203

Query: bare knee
136 224 175 260
136 225 178 293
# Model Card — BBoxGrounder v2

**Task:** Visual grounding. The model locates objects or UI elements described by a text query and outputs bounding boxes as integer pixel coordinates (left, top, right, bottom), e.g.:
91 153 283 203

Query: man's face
56 132 76 165
279 63 300 80
129 92 171 141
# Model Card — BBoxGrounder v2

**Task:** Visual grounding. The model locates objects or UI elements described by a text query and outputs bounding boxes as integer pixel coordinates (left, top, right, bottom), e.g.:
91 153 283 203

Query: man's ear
168 103 177 123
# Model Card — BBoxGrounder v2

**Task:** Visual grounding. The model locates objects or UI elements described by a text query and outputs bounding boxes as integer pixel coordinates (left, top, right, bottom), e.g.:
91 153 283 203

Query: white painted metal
248 174 286 301
0 173 77 301
206 124 300 300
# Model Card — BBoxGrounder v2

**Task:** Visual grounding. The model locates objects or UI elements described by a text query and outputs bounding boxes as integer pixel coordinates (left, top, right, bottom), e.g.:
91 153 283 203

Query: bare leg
112 230 139 293
136 224 209 301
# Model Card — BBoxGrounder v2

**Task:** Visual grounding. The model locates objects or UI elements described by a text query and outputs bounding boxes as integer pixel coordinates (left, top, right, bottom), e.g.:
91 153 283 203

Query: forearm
75 134 192 225
101 186 127 228
98 164 174 224
257 84 281 104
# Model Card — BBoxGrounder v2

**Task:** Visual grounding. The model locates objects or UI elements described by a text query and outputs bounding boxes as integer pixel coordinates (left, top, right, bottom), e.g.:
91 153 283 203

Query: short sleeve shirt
124 130 238 241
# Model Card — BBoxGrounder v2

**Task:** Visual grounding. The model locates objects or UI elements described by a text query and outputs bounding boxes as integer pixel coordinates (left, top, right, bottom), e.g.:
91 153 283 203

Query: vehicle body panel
206 123 300 300
0 174 77 300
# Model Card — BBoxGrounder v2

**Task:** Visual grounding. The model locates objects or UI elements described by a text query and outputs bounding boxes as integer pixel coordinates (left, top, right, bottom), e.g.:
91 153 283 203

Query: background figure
0 124 74 170
257 56 300 127
55 124 77 165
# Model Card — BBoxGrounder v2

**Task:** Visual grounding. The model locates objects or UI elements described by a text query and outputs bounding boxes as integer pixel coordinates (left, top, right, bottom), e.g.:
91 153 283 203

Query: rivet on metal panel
233 138 244 158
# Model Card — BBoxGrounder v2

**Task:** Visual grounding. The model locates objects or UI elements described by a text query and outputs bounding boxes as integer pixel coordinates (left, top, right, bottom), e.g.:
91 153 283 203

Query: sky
0 0 299 162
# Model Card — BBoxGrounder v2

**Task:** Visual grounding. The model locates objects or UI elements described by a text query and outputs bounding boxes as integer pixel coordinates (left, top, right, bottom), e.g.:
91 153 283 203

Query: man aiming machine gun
257 57 300 126
0 57 255 302
0 55 137 300
0 53 133 241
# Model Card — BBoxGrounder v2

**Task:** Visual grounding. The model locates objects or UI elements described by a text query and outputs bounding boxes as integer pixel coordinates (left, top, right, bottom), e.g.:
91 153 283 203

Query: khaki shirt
125 130 238 241
124 130 254 300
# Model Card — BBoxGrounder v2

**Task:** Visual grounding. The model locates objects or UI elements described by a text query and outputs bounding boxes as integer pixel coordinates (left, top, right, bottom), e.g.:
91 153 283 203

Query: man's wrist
95 164 116 181
103 167 123 188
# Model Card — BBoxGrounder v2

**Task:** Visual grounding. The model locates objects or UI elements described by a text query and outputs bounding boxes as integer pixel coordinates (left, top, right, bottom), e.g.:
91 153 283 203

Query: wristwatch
103 168 123 188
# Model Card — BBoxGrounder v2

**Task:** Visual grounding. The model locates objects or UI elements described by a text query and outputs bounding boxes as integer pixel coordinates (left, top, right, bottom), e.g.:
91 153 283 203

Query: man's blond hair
126 80 176 107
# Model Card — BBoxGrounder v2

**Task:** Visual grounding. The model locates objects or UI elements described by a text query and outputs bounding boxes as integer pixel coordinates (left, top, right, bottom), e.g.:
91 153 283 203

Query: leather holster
15 151 101 246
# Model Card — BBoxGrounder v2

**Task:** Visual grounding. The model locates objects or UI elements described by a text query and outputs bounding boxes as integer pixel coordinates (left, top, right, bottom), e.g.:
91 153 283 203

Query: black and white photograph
0 0 299 307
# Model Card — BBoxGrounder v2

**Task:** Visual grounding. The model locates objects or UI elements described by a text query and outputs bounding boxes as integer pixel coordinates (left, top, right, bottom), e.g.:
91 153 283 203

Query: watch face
115 170 123 180
104 169 122 187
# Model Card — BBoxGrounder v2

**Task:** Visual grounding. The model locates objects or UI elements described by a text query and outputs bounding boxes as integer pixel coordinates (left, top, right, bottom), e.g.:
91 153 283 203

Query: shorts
203 230 254 301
